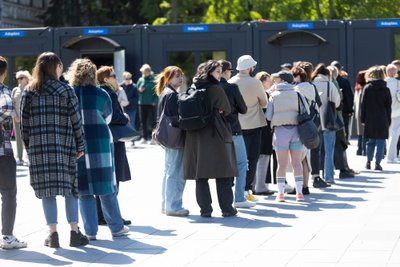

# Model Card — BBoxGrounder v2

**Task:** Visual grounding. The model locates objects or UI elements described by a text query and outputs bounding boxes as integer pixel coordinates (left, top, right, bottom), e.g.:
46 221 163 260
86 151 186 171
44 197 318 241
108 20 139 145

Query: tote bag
321 82 338 131
154 109 184 149
296 93 320 149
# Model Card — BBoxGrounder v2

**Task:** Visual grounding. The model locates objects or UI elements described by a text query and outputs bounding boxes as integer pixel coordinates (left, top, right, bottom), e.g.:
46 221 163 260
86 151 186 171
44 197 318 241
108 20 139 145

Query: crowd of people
0 51 399 249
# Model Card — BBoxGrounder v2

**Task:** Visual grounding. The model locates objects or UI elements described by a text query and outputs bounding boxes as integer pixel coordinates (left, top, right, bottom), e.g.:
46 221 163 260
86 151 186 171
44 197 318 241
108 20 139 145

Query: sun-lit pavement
1 139 400 266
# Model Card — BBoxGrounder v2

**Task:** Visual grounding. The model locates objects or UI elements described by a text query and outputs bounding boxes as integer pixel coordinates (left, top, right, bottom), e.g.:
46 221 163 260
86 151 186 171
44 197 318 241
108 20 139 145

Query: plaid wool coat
20 80 85 198
75 85 116 196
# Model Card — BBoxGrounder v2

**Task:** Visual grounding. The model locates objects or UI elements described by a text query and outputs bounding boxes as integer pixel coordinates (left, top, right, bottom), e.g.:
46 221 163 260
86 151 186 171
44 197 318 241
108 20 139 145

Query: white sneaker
234 200 256 208
139 138 147 144
1 236 27 249
112 226 129 237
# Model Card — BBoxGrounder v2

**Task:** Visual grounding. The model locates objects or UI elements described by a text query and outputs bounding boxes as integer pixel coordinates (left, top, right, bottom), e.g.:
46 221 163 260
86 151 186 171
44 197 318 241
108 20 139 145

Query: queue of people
1 51 398 250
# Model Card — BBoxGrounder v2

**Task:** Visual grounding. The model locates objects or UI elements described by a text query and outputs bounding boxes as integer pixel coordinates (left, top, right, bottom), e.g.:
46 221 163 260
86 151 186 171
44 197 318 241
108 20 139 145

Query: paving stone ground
1 139 399 266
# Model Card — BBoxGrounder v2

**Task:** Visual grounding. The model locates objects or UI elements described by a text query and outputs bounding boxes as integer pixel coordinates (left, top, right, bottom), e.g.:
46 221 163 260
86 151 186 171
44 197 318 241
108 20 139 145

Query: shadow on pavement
188 215 291 229
55 246 135 264
1 250 72 265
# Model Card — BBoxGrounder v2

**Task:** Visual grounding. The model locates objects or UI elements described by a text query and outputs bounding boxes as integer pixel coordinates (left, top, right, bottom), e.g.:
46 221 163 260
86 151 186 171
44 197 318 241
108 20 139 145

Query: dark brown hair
311 63 330 81
296 61 313 81
218 59 232 72
0 56 7 77
155 66 183 96
291 67 307 83
29 52 62 93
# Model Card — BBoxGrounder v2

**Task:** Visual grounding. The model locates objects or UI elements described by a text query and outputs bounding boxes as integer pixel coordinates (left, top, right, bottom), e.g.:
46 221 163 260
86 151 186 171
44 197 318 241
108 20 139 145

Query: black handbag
321 82 338 131
296 93 320 149
109 123 141 142
154 108 184 149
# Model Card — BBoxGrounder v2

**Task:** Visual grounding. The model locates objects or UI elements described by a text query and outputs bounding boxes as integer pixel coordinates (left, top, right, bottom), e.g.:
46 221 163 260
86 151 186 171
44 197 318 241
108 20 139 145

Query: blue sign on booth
288 22 314 30
83 28 109 36
376 20 400 28
183 25 209 33
0 30 25 38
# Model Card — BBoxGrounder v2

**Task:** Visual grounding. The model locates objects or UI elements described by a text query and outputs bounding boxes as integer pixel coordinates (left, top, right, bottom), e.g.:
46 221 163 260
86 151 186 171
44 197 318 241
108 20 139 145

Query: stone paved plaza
1 140 400 266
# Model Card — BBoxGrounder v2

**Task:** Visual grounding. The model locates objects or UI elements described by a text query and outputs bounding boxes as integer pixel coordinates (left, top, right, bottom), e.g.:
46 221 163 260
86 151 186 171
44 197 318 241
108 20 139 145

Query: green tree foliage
40 0 400 26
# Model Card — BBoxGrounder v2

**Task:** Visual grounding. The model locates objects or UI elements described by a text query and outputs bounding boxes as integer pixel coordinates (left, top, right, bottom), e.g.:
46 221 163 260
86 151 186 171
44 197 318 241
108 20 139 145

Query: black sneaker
339 170 355 179
123 219 132 225
287 188 297 195
366 161 371 170
70 229 89 247
375 163 383 171
222 208 238 217
44 232 60 248
313 177 331 188
302 187 310 195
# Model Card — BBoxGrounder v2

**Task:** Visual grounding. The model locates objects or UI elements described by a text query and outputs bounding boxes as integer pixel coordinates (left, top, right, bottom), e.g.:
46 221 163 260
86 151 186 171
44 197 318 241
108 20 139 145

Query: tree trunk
328 0 335 19
314 0 323 20
171 0 178 24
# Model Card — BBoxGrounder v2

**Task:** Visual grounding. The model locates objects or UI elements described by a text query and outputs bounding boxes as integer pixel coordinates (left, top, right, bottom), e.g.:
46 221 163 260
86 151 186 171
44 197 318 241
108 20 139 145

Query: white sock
277 177 286 194
295 176 303 194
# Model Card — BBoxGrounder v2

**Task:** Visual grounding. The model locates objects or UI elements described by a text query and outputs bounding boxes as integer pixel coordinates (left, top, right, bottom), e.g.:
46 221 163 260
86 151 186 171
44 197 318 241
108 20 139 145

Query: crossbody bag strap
327 81 330 101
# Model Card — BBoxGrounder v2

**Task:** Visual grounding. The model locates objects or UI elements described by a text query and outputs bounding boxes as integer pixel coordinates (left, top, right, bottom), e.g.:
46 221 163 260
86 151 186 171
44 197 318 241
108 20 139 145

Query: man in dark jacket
218 60 256 209
121 71 139 135
331 61 354 141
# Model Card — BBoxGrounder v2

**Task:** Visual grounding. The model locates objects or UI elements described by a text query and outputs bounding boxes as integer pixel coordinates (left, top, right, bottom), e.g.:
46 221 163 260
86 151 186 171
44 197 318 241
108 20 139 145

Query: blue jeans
42 195 79 225
323 130 336 182
79 193 124 236
366 138 385 164
162 148 186 213
125 109 137 131
233 135 248 202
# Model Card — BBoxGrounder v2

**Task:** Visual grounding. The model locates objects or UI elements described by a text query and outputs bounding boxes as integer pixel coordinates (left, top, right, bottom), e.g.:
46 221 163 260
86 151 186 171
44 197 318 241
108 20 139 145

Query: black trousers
195 178 234 215
139 104 157 141
310 131 323 175
343 114 351 141
242 128 262 191
0 156 17 236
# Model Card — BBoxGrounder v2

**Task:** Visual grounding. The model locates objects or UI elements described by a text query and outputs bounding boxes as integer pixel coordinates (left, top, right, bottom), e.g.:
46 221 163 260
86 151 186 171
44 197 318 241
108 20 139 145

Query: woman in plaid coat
69 58 128 239
20 52 88 248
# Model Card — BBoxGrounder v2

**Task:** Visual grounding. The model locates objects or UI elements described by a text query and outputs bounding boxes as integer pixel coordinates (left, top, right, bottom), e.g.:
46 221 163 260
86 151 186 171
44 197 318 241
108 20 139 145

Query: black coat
101 84 131 182
337 76 354 115
219 78 247 135
361 80 392 139
183 77 238 180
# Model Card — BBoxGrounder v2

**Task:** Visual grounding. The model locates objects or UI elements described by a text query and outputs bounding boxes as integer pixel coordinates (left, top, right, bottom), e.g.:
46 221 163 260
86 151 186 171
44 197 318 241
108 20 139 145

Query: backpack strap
327 81 330 100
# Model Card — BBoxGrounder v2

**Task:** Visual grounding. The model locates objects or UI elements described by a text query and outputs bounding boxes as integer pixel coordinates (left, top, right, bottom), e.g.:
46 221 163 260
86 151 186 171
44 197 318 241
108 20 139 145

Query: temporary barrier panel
347 19 400 83
253 20 347 75
54 26 142 83
0 27 53 86
141 23 252 82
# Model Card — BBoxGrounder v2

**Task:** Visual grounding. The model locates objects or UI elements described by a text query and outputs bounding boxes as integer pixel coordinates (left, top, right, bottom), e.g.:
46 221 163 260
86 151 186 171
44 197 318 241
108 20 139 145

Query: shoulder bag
296 93 320 149
154 98 185 149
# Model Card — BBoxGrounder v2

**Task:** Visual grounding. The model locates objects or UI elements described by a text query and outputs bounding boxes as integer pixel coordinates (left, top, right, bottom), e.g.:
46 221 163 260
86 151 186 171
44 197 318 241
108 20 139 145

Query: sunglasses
17 77 25 80
109 74 116 78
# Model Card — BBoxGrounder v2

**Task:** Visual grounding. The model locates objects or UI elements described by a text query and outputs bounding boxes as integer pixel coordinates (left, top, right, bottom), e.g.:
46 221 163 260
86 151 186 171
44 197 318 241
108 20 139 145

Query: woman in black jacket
96 66 132 226
218 60 255 209
361 66 392 171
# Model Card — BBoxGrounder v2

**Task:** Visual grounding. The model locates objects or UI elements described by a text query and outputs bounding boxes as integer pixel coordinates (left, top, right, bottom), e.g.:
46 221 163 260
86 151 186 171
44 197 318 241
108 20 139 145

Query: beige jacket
228 73 267 130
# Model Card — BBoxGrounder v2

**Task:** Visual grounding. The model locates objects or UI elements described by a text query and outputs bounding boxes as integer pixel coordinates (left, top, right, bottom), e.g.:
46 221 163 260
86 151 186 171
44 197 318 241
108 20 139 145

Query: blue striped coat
20 80 85 198
75 85 116 196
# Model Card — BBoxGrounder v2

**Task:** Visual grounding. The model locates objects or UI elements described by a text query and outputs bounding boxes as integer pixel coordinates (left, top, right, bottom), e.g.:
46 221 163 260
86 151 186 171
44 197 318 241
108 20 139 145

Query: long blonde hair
29 52 62 93
155 66 183 96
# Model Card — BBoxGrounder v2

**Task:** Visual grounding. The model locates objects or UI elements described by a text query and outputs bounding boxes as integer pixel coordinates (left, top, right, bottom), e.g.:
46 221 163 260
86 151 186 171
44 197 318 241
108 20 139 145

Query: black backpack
177 86 213 130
